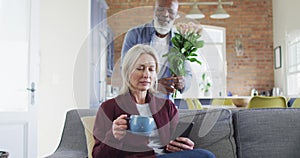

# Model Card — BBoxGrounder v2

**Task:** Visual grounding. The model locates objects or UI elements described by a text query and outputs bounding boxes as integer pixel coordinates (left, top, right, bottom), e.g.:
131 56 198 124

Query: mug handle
125 117 131 130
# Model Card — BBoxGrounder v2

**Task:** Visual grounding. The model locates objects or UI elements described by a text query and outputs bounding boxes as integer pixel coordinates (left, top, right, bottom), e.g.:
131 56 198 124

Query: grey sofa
46 108 300 158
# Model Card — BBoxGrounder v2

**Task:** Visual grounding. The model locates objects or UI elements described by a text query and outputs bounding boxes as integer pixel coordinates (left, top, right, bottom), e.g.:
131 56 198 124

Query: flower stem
172 90 177 98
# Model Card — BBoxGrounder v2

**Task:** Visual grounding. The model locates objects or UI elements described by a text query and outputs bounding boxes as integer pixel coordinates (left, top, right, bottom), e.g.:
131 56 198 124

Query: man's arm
121 28 139 59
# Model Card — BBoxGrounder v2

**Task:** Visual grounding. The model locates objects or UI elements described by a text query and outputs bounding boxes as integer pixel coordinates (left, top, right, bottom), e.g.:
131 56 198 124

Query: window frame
286 35 300 97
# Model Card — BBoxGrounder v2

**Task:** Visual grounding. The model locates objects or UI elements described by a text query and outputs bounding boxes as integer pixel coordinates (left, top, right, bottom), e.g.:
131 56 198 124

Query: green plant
163 22 204 76
200 73 211 93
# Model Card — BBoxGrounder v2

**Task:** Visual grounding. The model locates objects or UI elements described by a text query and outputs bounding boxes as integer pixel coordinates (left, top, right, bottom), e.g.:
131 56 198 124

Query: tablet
172 122 194 139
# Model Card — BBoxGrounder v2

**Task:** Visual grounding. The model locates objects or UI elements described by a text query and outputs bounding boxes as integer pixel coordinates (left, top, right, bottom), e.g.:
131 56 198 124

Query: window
90 0 114 108
179 25 227 98
287 34 300 96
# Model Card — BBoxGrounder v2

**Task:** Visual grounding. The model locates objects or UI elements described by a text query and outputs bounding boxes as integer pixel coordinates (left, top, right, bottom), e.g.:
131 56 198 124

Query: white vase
204 90 211 97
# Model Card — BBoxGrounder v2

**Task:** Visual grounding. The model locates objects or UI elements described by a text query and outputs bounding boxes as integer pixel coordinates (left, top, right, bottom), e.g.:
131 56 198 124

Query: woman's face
129 54 157 92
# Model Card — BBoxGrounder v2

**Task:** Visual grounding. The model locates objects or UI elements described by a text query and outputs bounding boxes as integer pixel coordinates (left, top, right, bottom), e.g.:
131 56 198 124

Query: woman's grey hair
119 44 159 94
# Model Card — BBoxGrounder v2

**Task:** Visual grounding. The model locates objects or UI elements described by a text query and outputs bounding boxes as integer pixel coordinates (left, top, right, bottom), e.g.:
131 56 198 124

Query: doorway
0 0 38 157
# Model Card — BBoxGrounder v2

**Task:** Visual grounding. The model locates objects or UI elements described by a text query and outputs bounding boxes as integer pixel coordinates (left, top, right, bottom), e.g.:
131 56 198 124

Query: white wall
273 0 300 95
38 0 90 157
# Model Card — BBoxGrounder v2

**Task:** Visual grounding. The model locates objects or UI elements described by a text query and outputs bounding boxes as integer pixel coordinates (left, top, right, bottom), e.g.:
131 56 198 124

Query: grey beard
154 19 172 35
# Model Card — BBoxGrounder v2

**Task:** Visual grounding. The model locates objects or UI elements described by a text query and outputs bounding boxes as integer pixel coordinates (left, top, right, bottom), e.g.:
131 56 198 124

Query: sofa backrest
59 108 300 158
178 109 237 158
71 108 236 158
233 108 300 158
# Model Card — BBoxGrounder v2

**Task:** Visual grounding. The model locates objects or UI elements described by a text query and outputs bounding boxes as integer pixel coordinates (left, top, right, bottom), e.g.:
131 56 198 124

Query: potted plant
199 73 211 96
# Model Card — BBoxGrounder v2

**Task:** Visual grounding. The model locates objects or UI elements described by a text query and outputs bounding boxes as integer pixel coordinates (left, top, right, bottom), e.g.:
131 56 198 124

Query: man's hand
158 77 176 94
157 76 185 94
173 76 185 91
166 137 194 152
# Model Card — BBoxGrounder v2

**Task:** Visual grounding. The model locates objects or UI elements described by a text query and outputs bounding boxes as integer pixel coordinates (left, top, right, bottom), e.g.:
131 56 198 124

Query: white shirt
136 103 164 154
150 34 169 71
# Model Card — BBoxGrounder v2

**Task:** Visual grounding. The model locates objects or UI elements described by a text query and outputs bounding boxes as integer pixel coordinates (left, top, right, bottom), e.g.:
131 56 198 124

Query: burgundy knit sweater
92 92 178 158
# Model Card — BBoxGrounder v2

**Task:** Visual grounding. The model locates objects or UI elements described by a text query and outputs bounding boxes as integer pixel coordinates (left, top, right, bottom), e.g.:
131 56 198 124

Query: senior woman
92 44 215 158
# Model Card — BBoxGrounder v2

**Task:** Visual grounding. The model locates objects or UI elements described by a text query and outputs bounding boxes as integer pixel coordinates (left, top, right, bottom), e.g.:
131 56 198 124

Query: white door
0 0 38 157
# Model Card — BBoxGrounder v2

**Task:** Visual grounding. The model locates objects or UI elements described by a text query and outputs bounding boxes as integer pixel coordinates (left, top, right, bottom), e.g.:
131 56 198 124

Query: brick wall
105 0 273 96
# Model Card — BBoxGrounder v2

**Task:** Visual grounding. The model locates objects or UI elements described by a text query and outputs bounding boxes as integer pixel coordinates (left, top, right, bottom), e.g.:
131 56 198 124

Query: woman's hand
166 137 194 152
112 114 128 140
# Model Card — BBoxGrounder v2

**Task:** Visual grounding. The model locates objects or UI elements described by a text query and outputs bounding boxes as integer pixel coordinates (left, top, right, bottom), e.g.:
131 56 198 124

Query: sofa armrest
45 109 97 158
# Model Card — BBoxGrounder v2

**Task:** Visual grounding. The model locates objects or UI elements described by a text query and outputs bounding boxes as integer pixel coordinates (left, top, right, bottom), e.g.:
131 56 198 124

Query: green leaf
193 34 201 40
169 57 185 76
193 40 204 48
189 53 198 56
189 47 198 54
174 32 182 38
183 41 193 50
202 73 206 80
187 58 202 65
207 83 211 87
169 47 179 53
171 37 181 48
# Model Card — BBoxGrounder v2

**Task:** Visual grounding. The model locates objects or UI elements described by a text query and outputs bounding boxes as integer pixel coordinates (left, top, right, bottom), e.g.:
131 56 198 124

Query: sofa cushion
81 116 96 158
233 108 300 158
178 109 236 158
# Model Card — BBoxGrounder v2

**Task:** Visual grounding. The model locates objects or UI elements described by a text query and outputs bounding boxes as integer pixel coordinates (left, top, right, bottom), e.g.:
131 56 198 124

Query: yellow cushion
292 98 300 108
211 98 233 106
81 116 96 158
185 98 203 110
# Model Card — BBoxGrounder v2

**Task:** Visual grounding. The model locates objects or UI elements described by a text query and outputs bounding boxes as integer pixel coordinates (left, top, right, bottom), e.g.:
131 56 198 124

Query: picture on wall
274 46 282 69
